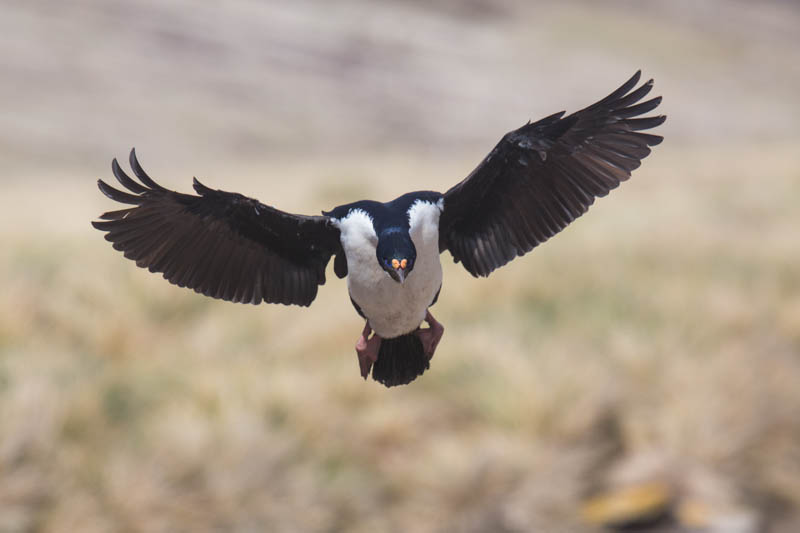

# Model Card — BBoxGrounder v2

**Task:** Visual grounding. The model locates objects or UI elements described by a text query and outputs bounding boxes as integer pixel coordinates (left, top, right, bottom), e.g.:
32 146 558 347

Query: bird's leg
355 321 382 379
416 310 444 360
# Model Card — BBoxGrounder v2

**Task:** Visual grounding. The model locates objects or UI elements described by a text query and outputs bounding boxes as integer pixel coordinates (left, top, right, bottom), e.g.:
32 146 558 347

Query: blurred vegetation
2 1 800 532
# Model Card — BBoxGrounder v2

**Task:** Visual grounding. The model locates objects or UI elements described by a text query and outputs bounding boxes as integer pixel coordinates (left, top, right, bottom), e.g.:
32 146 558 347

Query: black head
376 227 416 284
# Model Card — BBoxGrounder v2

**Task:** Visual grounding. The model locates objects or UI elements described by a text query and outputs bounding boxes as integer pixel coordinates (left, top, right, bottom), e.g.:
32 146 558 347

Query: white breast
333 201 443 338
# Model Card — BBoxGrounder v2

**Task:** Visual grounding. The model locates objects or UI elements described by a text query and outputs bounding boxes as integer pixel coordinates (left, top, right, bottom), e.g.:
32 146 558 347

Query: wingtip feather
129 148 165 191
112 157 149 194
97 179 141 204
619 70 642 95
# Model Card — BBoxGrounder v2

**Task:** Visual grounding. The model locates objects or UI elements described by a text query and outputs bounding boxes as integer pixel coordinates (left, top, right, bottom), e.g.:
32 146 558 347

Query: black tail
372 332 429 387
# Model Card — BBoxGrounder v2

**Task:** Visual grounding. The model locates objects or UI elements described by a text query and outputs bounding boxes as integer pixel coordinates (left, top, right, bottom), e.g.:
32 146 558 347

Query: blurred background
1 1 799 531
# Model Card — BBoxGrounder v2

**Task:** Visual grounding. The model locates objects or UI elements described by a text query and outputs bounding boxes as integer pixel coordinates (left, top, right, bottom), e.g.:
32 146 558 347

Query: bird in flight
93 71 665 387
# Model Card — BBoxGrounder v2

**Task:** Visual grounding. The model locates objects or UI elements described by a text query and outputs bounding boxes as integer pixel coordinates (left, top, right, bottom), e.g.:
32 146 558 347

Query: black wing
92 149 343 306
439 71 665 277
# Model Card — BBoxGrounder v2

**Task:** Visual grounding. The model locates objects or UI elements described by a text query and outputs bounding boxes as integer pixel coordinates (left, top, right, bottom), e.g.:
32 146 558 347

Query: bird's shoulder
323 200 383 222
386 191 443 214
323 191 443 231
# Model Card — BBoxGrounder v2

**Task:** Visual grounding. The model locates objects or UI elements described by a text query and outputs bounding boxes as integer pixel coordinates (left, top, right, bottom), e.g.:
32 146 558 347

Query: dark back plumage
323 191 442 234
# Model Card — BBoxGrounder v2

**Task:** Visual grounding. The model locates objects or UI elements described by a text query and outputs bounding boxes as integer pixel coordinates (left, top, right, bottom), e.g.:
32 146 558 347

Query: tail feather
372 332 429 387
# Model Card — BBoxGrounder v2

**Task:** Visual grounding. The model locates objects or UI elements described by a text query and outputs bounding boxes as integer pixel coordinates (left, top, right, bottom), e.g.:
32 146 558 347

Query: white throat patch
333 200 443 338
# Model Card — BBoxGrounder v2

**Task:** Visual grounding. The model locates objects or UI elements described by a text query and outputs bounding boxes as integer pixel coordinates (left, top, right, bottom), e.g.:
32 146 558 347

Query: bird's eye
383 258 392 268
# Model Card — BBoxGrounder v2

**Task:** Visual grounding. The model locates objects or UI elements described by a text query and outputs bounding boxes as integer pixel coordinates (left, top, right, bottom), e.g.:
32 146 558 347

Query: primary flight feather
93 71 665 387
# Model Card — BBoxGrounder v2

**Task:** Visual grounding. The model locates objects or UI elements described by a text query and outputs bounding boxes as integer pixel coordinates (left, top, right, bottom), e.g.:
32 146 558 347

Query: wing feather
93 149 342 306
440 71 665 277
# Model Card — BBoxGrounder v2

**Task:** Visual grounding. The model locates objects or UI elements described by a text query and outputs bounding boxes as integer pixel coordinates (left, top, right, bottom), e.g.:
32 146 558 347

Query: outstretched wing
439 71 665 277
92 149 343 306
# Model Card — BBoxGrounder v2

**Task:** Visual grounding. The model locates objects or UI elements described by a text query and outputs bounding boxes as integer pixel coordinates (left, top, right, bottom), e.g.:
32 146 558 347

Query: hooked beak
392 267 406 284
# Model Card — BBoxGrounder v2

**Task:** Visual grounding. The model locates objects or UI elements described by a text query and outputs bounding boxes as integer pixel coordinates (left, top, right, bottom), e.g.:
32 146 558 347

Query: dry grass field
2 1 799 532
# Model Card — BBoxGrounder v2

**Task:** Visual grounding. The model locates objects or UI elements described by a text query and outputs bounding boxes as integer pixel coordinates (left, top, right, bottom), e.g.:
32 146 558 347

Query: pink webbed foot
416 310 444 360
355 321 382 379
